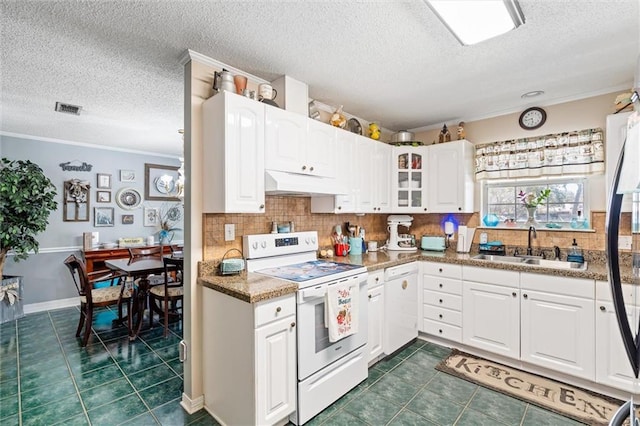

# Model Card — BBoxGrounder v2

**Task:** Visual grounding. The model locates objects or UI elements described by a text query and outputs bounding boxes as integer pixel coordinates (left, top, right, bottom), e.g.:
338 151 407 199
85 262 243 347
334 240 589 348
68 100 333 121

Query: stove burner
257 260 363 283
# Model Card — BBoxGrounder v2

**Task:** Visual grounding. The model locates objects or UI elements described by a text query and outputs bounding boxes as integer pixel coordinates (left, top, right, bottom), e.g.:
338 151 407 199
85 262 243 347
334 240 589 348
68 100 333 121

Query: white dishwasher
384 262 419 354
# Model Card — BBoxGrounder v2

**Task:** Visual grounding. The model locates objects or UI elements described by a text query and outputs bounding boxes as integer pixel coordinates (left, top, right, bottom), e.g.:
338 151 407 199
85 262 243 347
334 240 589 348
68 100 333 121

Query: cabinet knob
458 207 462 211
600 305 606 311
290 321 296 328
368 294 372 299
338 206 342 210
259 204 265 209
276 307 281 313
439 329 443 334
402 280 408 290
375 277 379 282
439 283 443 288
424 208 427 211
310 166 314 172
523 294 528 299
302 165 307 171
439 299 443 304
439 268 443 273
439 314 443 319
512 292 517 297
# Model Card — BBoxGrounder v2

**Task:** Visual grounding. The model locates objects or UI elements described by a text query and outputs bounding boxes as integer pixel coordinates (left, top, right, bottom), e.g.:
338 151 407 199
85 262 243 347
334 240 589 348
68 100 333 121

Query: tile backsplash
203 196 628 260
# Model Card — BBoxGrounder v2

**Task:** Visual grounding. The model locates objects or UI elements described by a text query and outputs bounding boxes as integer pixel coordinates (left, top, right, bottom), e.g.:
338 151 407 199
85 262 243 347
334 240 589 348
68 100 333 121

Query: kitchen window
483 178 588 227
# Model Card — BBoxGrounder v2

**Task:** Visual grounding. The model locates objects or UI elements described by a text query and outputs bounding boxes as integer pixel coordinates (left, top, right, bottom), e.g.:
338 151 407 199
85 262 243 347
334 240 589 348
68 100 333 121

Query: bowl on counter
101 242 117 249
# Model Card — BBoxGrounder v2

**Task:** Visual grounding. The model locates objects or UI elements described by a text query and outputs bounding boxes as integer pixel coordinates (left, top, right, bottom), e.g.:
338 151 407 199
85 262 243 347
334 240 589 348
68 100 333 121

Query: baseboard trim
24 298 79 314
180 392 204 414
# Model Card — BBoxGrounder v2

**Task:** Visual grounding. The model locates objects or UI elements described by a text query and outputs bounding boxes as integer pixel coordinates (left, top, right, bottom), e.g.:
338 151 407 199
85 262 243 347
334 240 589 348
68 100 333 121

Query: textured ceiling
1 0 638 157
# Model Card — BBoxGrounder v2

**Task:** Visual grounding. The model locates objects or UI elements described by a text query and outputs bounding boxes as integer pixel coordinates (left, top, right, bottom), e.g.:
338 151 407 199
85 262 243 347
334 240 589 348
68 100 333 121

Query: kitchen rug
436 349 624 425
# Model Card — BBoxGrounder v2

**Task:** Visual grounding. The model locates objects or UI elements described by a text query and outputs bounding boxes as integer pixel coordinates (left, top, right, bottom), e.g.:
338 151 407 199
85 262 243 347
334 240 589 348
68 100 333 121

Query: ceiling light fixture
425 0 525 46
521 90 545 99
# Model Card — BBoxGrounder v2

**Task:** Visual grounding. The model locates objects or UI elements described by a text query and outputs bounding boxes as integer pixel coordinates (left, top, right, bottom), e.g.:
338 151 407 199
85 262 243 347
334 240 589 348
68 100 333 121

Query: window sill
477 225 595 233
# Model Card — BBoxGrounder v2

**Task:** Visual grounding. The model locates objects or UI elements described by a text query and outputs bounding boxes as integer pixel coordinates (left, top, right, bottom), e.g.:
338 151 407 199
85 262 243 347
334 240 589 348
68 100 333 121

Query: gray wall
1 134 182 305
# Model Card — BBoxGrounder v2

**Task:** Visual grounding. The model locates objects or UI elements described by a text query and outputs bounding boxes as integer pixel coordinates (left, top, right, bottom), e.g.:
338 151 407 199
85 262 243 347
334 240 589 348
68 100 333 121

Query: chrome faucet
526 226 537 256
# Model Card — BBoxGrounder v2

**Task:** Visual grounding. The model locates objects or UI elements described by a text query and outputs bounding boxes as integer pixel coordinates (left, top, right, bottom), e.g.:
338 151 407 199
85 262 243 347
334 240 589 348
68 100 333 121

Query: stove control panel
243 231 318 259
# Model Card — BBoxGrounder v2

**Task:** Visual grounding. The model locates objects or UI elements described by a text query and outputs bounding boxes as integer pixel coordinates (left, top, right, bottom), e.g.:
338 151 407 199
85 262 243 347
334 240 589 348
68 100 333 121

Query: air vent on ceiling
55 102 82 115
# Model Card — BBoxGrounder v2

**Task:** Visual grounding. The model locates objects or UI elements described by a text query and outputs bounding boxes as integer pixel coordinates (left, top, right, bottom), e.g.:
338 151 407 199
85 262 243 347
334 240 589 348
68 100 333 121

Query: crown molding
180 49 269 85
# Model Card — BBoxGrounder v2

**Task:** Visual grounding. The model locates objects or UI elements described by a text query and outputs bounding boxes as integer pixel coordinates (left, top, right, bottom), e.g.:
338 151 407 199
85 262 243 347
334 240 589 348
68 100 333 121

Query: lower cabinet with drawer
462 266 520 359
203 288 296 425
421 262 463 342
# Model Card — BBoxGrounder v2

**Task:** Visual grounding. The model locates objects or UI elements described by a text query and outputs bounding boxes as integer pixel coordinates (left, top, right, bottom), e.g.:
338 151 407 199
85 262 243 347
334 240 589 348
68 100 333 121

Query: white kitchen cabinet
366 270 385 364
202 91 265 213
520 273 595 381
203 289 296 425
426 140 474 213
421 262 463 343
265 105 335 178
462 266 520 358
357 137 392 213
384 262 418 354
391 147 428 212
310 129 358 213
595 280 640 393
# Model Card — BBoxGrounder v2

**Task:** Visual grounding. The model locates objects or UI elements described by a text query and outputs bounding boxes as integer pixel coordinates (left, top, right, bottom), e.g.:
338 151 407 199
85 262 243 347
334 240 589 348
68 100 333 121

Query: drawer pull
375 277 379 282
290 322 296 328
600 305 606 311
439 268 443 273
512 292 517 297
439 314 443 319
276 307 282 313
439 299 443 304
439 329 443 334
402 280 408 290
259 204 265 209
368 294 372 299
310 166 314 172
523 294 528 299
439 283 443 288
302 165 307 171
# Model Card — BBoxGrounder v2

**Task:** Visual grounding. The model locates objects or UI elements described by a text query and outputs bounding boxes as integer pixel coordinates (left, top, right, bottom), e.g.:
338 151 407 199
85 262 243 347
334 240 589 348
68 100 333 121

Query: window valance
474 128 604 180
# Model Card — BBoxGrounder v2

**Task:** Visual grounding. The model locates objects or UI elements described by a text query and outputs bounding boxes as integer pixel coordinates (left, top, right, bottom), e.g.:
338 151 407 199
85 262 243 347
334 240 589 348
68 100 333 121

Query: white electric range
244 231 369 425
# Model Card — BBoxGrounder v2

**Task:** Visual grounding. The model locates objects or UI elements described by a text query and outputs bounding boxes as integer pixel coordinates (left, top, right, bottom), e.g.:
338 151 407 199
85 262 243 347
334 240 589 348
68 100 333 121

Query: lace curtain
474 128 604 180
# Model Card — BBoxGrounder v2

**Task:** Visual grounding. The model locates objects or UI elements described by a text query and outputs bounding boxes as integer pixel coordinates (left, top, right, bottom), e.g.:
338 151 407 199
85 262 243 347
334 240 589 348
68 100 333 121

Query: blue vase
482 214 499 227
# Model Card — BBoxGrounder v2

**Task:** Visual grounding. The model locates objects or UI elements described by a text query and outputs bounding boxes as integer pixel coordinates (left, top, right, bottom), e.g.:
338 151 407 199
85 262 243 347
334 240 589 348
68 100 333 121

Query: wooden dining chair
149 256 184 337
63 254 132 346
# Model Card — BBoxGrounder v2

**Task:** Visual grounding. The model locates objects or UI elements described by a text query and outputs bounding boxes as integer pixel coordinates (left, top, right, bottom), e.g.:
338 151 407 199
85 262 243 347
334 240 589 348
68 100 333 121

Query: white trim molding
180 392 204 414
180 49 269 86
24 297 79 314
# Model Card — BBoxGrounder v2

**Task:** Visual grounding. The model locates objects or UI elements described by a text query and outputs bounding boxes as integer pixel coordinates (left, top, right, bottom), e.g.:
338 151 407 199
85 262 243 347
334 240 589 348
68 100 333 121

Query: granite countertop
198 250 634 303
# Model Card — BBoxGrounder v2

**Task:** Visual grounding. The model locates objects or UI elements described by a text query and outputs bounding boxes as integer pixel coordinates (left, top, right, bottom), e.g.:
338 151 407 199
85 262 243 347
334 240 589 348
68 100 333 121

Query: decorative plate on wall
116 187 142 210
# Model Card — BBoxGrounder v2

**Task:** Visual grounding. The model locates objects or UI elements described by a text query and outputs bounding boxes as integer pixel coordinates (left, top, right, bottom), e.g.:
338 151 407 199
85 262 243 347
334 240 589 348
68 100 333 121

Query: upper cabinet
265 105 336 178
357 137 391 213
391 147 427 213
202 92 265 213
426 140 474 213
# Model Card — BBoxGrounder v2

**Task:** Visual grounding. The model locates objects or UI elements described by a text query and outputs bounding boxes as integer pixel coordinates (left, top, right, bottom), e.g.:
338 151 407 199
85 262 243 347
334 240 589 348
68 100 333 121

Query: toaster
421 236 446 251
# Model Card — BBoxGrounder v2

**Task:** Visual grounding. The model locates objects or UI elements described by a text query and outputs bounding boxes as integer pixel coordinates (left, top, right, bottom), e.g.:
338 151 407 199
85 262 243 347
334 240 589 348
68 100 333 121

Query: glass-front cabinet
392 147 428 212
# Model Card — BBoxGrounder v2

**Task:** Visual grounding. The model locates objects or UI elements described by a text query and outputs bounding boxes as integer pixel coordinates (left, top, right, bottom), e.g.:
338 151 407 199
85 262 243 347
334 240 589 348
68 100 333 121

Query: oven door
296 273 368 381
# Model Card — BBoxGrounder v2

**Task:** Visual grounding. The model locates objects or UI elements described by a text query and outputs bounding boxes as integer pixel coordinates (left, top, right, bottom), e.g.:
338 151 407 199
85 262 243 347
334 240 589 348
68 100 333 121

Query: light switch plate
619 235 632 250
480 232 488 244
224 224 235 241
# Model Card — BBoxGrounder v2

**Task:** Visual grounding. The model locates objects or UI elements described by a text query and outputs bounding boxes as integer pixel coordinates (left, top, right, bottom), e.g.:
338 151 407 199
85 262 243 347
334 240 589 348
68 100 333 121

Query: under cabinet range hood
264 170 346 196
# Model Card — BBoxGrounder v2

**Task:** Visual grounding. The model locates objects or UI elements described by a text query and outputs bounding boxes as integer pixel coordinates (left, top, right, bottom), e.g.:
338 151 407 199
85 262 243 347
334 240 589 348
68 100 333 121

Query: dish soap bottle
567 238 585 264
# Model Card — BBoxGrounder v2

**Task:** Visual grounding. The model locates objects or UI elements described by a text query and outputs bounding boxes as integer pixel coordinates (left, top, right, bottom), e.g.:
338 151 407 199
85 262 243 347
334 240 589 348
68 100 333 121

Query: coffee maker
386 215 417 251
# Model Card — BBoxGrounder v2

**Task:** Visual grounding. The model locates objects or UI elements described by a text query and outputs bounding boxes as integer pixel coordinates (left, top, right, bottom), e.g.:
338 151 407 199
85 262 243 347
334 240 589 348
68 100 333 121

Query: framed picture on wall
97 173 112 189
145 163 180 201
120 170 136 182
122 214 134 225
96 190 111 203
94 207 114 227
143 206 160 227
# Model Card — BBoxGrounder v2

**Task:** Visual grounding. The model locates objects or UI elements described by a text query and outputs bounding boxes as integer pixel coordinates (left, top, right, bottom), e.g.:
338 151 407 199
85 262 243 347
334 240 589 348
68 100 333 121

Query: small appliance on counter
219 248 245 275
420 236 446 251
386 215 418 251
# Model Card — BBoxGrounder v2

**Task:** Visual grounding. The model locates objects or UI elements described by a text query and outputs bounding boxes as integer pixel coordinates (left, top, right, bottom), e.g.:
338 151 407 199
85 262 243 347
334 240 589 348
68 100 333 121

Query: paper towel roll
457 226 466 252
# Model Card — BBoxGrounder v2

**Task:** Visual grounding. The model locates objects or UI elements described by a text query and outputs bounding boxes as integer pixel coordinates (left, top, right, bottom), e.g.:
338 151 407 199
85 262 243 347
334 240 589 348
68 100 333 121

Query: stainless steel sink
471 254 587 271
471 254 525 263
523 258 588 270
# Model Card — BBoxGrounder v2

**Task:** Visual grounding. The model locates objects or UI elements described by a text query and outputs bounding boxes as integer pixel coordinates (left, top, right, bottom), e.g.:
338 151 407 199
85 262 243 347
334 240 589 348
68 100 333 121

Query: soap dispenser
567 238 585 264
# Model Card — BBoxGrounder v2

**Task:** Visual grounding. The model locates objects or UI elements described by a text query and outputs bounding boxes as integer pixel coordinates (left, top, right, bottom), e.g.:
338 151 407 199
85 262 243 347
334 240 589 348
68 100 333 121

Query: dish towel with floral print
325 279 359 343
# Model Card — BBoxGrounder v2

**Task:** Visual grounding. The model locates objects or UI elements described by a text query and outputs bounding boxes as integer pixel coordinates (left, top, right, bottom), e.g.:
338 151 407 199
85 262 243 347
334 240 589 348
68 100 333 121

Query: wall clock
518 107 547 130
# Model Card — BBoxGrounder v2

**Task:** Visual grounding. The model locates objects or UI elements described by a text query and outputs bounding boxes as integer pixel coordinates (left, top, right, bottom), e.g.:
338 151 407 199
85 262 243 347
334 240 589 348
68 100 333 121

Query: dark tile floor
1 307 584 425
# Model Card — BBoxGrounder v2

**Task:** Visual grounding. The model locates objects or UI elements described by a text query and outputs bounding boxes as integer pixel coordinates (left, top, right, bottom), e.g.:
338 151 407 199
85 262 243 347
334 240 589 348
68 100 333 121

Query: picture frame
143 206 160 227
63 179 90 222
122 214 134 225
145 163 180 201
96 190 111 203
120 169 136 182
97 173 112 189
94 207 114 227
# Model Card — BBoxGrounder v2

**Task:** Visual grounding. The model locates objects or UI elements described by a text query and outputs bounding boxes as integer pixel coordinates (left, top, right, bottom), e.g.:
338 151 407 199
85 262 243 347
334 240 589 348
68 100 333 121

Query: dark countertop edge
198 251 632 303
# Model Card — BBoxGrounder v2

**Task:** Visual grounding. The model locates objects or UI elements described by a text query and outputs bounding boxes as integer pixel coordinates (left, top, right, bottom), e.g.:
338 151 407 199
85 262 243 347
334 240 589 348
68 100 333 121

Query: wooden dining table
105 256 181 339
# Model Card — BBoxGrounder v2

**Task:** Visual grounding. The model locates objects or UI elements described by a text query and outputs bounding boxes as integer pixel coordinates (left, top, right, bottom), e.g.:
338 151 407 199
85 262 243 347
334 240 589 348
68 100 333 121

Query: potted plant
0 158 57 321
